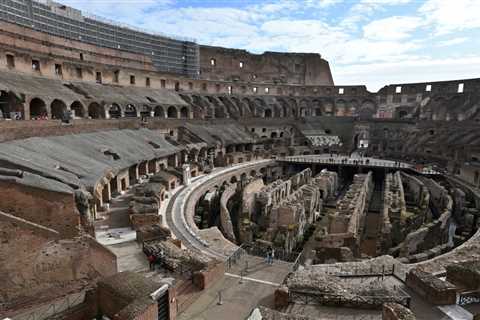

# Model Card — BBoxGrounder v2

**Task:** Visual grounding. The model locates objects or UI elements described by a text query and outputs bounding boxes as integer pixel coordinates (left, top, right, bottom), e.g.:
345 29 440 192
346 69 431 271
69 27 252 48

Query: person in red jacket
148 254 156 271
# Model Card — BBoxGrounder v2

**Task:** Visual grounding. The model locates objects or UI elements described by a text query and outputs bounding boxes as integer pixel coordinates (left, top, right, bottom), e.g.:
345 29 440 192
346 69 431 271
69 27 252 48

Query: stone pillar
183 164 192 186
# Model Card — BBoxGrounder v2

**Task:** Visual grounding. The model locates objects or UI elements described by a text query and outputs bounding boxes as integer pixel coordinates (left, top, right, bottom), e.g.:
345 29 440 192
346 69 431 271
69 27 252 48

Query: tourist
148 254 156 271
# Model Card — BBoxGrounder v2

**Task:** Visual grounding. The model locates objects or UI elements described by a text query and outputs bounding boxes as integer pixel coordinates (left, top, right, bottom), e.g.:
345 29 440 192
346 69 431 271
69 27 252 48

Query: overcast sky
60 0 480 92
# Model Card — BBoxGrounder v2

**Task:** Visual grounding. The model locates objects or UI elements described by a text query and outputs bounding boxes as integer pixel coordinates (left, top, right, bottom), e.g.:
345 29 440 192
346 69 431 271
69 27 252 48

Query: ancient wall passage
269 183 322 252
379 172 407 254
397 178 453 259
329 172 373 235
314 172 373 257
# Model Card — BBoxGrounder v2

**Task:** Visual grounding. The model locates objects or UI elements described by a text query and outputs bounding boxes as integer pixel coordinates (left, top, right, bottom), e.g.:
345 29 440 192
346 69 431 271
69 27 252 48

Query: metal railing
224 244 247 270
242 243 301 263
19 292 85 320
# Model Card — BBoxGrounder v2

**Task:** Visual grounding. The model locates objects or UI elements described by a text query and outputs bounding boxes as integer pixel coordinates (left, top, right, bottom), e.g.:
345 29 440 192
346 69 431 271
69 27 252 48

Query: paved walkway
279 154 439 175
178 255 292 320
165 160 273 260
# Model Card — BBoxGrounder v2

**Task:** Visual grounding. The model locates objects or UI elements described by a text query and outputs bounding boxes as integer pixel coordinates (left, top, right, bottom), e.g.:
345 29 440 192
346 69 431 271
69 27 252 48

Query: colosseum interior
1 1 480 320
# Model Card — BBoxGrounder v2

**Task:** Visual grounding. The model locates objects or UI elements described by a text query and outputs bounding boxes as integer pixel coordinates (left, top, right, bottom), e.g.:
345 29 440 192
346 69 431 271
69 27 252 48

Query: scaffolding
0 0 200 77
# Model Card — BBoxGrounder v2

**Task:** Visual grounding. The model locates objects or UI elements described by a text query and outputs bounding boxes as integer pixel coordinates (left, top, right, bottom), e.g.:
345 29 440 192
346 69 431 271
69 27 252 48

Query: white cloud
341 0 412 30
437 37 469 47
53 0 480 92
419 0 480 35
335 56 480 91
363 16 423 40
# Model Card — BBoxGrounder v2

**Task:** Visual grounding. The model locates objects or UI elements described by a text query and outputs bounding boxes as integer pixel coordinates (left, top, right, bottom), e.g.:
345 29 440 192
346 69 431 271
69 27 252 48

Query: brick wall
193 262 225 290
130 214 162 230
0 179 79 237
405 269 456 305
0 211 116 308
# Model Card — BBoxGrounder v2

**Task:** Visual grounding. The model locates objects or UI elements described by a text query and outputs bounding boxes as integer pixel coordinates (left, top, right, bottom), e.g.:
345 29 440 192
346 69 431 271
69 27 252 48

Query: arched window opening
88 102 104 119
50 99 67 120
167 106 178 118
30 98 47 120
70 101 84 118
124 104 137 118
180 106 189 119
109 104 122 119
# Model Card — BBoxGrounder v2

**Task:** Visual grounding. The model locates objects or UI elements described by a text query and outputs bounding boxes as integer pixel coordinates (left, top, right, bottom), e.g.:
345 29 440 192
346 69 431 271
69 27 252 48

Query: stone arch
254 98 267 117
214 104 227 118
50 99 67 120
299 99 309 117
124 104 137 118
323 99 334 116
335 99 347 116
289 98 298 117
167 106 178 118
0 91 24 120
358 100 376 119
349 99 359 116
30 98 47 119
242 98 255 116
250 170 257 177
88 102 104 119
312 99 323 116
70 101 85 118
180 106 189 119
140 105 152 118
154 105 165 118
264 109 272 118
109 103 122 119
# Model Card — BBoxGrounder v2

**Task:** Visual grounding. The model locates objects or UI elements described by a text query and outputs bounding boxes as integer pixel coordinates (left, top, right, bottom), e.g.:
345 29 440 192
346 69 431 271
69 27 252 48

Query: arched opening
154 106 165 118
214 106 226 118
124 104 137 118
180 106 189 119
264 109 272 118
315 108 322 116
271 132 278 138
140 105 152 118
88 102 104 119
230 176 238 184
30 98 47 120
398 110 408 119
250 170 257 177
109 104 122 119
70 101 84 118
50 99 67 120
475 171 479 186
167 106 178 118
0 91 23 120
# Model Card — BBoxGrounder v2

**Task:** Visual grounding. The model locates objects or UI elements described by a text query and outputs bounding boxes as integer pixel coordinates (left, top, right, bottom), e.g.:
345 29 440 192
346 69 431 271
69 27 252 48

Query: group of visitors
146 250 165 271
265 246 275 265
